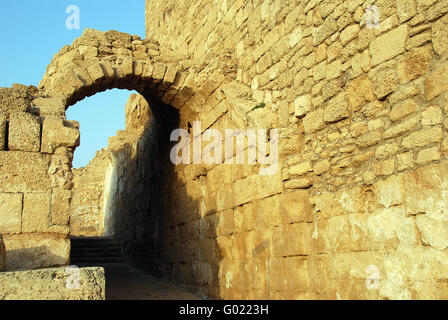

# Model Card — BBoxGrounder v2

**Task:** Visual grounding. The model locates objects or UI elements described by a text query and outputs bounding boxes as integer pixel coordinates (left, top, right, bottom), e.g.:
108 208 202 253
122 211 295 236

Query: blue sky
0 1 146 167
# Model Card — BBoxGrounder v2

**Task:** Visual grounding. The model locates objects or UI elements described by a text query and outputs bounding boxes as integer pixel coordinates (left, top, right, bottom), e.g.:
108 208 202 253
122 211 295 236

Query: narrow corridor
71 237 201 300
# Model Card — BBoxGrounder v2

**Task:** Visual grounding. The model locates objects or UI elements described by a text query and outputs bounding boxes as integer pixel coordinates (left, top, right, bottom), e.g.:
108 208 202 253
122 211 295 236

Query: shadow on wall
89 93 223 299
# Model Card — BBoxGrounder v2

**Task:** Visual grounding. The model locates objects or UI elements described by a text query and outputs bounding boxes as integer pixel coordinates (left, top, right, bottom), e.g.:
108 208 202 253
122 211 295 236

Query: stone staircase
70 237 124 265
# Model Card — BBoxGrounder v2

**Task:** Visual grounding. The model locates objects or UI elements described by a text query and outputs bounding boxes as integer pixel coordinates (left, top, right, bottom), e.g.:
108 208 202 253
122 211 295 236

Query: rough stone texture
22 193 51 233
370 25 408 66
0 193 22 234
425 62 448 101
0 234 5 271
41 117 80 154
70 94 153 237
0 267 105 300
70 150 110 236
432 13 448 55
0 86 33 116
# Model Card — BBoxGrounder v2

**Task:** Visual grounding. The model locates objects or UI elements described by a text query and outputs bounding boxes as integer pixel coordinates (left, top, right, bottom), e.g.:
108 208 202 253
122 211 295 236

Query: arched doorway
37 28 237 298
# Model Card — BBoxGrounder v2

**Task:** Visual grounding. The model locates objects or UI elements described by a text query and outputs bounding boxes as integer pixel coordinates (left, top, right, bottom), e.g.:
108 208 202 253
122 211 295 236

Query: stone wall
70 149 110 236
1 0 448 300
141 0 448 299
0 234 5 271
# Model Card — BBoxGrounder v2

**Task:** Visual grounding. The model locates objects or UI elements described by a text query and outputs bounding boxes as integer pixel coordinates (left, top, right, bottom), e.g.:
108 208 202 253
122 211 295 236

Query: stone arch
4 28 255 295
29 28 242 273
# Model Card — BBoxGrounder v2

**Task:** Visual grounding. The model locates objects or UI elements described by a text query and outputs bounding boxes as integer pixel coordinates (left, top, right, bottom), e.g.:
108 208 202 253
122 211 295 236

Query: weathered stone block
425 62 448 101
326 60 342 80
0 87 31 115
217 209 235 237
397 45 431 83
370 25 408 66
416 146 441 165
0 234 5 271
279 190 313 224
370 66 397 99
373 159 395 176
324 92 349 123
416 216 448 250
390 99 417 122
284 177 312 189
397 152 413 171
340 24 360 45
8 112 41 152
397 0 417 23
384 115 419 139
2 233 69 270
346 76 374 111
374 175 404 209
0 151 51 193
216 185 234 212
314 159 330 175
41 117 80 154
22 193 51 233
375 143 399 160
283 257 309 293
0 266 105 300
421 105 442 126
403 161 448 218
289 161 312 176
432 13 448 56
0 193 22 234
313 16 338 45
272 223 312 257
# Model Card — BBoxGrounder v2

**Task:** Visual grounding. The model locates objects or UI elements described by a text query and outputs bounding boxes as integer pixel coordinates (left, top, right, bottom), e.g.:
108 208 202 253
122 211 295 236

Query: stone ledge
0 266 105 300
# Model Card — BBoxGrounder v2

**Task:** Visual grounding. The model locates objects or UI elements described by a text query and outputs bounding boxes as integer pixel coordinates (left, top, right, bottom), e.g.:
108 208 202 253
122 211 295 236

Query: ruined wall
0 85 79 270
141 0 448 299
71 149 110 236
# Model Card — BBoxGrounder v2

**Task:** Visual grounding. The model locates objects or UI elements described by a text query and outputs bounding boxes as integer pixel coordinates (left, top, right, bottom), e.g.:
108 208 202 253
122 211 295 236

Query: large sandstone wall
140 0 448 299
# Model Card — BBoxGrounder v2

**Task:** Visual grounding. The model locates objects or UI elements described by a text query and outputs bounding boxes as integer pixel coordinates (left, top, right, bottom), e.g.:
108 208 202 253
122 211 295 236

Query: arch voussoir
38 28 202 112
